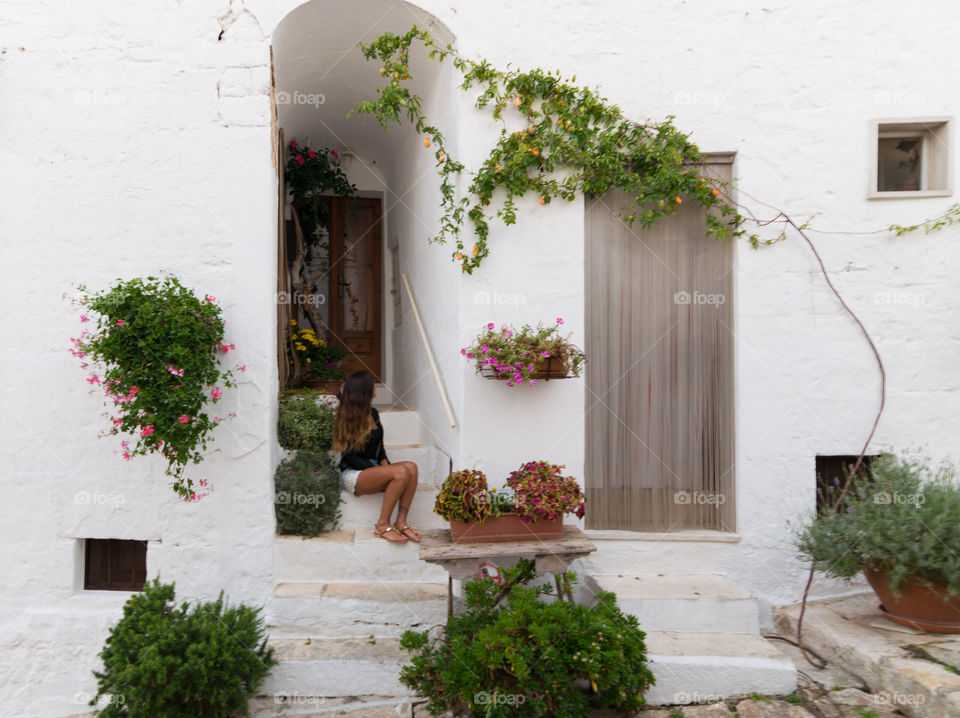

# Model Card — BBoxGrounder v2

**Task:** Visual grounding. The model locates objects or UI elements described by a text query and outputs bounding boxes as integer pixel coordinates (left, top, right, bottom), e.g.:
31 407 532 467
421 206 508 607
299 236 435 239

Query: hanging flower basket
463 319 585 387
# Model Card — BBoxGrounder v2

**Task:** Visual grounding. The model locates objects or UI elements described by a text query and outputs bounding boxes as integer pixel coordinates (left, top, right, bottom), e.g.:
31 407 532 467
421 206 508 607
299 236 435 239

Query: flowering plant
508 460 586 524
288 320 346 382
461 318 585 386
434 462 585 526
284 140 355 238
69 277 240 500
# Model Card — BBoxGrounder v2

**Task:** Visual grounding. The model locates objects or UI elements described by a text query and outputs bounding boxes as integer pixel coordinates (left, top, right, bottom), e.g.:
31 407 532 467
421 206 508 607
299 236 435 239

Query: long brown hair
332 370 375 452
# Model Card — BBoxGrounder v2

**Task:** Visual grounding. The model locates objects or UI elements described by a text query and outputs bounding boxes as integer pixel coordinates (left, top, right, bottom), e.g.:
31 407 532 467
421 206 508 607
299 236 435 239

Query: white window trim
868 116 953 199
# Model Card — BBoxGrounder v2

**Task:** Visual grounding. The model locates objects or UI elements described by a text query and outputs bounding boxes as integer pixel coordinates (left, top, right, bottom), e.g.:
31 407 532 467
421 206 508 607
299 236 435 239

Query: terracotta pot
864 565 960 633
449 514 563 543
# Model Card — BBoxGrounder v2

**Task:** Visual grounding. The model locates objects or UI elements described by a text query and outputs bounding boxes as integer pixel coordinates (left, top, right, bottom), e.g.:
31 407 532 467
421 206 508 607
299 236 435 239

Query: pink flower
128 386 138 395
541 351 550 358
290 140 298 149
240 364 246 372
122 452 131 461
116 319 125 326
307 149 317 159
211 387 221 399
204 294 216 303
460 348 467 355
141 425 154 436
487 322 495 330
331 149 339 160
295 154 305 166
121 440 129 449
167 365 184 377
80 315 89 323
199 479 208 488
86 375 100 385
556 317 564 325
178 415 190 423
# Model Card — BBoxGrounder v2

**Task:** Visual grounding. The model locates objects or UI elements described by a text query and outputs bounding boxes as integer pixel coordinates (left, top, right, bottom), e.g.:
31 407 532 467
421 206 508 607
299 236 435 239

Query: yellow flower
306 358 312 363
289 319 297 326
295 343 306 351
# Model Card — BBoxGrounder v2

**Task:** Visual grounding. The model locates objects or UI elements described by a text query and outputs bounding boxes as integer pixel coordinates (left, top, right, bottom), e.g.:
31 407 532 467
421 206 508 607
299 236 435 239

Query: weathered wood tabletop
419 526 598 615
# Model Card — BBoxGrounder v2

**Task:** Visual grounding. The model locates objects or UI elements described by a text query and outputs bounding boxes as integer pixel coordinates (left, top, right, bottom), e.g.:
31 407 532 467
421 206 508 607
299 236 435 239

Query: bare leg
393 462 422 541
355 465 410 542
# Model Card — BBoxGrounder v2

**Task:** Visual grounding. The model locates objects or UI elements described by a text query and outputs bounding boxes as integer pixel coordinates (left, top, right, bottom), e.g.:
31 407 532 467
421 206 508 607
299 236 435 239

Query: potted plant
288 320 346 390
796 453 960 633
435 463 586 544
462 318 585 387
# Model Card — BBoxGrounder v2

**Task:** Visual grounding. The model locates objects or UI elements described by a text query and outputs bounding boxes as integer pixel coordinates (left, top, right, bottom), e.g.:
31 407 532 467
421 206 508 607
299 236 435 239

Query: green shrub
797 454 960 596
277 391 337 455
274 452 342 536
91 579 275 717
400 560 654 717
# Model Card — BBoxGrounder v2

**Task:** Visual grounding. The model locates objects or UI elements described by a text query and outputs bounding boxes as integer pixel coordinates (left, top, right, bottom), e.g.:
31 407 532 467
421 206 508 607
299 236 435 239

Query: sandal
394 523 423 543
374 525 408 543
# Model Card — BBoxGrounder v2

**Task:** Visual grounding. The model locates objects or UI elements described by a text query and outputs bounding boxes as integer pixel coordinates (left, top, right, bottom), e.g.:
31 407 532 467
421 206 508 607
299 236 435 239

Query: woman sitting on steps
332 370 423 544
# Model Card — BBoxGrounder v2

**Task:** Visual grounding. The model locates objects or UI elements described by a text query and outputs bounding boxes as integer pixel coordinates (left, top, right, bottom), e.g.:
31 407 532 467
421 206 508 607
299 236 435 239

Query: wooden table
419 526 597 616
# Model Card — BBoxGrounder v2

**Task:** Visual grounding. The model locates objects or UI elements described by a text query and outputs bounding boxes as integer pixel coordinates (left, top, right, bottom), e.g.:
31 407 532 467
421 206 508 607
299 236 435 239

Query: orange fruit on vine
472 246 479 256
539 197 545 205
711 188 720 196
494 164 502 173
456 252 463 260
424 136 431 148
531 148 540 156
515 95 522 106
674 197 682 204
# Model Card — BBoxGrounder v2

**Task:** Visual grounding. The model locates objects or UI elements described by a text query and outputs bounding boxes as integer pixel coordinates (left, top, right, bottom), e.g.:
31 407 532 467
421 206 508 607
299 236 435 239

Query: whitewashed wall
2 0 959 715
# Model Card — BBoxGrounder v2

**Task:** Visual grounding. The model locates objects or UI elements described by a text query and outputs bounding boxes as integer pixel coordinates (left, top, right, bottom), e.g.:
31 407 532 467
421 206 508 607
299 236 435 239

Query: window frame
869 117 952 199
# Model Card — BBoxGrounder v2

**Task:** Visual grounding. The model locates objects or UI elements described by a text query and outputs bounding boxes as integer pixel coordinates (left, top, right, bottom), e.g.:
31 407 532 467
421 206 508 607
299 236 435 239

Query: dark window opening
84 539 147 591
815 455 879 514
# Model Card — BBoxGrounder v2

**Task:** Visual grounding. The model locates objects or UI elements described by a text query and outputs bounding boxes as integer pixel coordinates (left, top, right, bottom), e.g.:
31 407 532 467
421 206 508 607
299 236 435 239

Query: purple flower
461 348 467 355
487 322 495 330
541 351 550 358
556 317 564 324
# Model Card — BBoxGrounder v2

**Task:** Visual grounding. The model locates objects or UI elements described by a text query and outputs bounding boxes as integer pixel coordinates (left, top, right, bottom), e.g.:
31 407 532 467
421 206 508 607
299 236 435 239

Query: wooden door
328 197 382 380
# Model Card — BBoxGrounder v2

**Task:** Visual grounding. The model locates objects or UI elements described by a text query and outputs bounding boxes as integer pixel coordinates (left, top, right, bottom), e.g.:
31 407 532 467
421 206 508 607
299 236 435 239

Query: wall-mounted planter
449 514 563 543
480 356 572 381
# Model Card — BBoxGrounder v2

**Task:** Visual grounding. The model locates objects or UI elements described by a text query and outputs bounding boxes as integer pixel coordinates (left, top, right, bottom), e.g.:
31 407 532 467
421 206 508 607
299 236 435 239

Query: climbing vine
352 26 757 273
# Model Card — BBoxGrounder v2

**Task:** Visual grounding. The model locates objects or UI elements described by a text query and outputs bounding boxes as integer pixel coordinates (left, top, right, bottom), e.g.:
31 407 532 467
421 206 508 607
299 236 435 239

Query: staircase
586 574 797 706
257 401 450 716
256 398 795 715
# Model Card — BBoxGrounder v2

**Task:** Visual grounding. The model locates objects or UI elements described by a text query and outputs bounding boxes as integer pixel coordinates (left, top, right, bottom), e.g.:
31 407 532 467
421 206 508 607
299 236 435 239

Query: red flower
290 140 298 149
307 149 317 159
295 155 305 166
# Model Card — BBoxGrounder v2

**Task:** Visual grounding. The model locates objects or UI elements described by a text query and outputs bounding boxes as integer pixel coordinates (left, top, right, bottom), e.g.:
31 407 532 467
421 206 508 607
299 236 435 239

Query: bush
274 452 342 536
433 469 493 524
797 453 960 596
278 391 337 455
400 560 655 717
91 579 275 717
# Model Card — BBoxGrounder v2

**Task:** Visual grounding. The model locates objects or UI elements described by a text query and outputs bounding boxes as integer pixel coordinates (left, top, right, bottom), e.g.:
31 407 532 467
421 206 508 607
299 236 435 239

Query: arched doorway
271 0 456 393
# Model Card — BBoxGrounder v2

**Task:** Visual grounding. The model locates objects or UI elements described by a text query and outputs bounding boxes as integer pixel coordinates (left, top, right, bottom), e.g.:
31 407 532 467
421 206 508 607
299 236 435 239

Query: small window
870 118 951 198
84 539 147 591
815 455 879 514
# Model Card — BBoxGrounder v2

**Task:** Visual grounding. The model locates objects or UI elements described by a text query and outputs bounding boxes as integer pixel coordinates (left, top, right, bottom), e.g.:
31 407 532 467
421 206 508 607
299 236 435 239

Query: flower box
449 514 563 544
481 355 570 381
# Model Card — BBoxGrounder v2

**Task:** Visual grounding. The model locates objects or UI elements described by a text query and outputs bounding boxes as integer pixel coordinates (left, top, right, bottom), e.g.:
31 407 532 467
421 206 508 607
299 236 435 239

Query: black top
338 407 390 471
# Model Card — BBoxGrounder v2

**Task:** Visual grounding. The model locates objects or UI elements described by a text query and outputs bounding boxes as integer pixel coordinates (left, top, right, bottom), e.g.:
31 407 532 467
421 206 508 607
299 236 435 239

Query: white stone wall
2 0 959 715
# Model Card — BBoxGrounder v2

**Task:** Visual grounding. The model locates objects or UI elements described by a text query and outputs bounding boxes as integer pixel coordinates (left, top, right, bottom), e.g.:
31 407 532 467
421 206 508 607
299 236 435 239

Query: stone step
249 694 414 718
274 533 451 584
262 637 411 699
268 581 448 639
590 574 760 634
377 409 422 445
337 485 446 530
375 445 442 487
258 630 795 708
643 631 796 706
